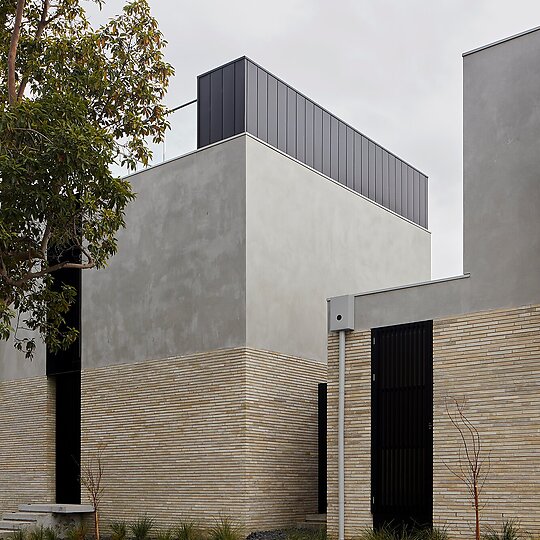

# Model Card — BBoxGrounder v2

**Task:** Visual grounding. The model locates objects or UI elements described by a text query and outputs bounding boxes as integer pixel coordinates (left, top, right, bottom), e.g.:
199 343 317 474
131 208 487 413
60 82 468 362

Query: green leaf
1 0 172 358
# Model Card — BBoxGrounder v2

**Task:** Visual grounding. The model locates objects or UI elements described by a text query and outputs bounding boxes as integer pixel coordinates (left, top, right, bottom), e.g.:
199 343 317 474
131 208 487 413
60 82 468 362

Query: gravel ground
246 529 287 540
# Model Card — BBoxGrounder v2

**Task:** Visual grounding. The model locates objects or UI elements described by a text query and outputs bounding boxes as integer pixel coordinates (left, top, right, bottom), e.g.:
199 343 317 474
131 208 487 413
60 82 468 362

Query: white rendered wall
245 135 431 362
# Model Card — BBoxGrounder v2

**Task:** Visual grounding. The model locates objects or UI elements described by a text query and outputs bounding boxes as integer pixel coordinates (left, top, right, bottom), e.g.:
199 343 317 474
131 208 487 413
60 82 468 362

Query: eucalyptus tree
0 0 173 357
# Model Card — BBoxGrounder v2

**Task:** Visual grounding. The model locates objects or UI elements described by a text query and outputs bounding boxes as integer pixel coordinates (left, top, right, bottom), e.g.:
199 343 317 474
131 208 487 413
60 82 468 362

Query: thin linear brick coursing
327 305 540 539
245 349 326 529
0 377 55 516
327 330 372 539
433 305 540 536
81 347 326 532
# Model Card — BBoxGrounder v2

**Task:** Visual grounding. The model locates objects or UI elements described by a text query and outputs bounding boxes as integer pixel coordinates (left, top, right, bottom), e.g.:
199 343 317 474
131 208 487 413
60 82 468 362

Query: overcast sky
88 1 540 279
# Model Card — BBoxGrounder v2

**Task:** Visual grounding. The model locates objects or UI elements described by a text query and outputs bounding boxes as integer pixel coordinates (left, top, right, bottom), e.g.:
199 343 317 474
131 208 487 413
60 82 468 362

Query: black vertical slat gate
371 321 433 530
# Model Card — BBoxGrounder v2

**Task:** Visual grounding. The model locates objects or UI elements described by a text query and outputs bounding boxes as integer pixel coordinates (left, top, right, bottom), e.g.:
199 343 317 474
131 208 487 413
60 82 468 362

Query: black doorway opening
371 321 433 530
318 382 327 514
55 371 81 503
46 255 82 504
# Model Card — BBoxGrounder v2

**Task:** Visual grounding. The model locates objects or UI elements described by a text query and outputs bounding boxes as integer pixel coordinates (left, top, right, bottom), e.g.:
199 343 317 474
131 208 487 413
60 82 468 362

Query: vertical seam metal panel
235 59 246 134
222 62 235 140
197 57 428 227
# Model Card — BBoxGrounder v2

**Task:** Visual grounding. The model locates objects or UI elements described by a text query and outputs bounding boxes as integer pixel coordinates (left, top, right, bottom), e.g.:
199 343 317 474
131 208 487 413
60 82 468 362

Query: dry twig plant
445 399 491 540
80 444 106 540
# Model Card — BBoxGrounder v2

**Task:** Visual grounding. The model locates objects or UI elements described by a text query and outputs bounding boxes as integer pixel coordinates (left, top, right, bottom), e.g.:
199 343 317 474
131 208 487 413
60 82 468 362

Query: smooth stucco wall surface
82 137 247 369
463 29 540 309
245 136 431 362
349 28 540 330
0 333 45 382
4 129 431 377
83 132 431 368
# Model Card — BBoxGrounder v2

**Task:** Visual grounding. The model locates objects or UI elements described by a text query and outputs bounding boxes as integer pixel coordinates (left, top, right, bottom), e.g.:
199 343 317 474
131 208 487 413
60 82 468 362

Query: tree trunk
8 0 26 104
94 509 100 540
474 480 480 540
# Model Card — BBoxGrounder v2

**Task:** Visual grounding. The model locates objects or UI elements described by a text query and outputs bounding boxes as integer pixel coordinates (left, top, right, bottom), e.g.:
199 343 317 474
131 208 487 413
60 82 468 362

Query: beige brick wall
245 349 326 530
0 376 55 515
327 304 540 539
433 305 540 536
81 347 325 533
81 348 249 528
327 331 372 540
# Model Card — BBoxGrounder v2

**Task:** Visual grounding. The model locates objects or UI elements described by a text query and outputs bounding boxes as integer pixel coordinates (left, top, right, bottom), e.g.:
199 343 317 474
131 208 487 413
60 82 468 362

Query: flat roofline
246 133 430 233
198 56 429 179
124 132 431 233
327 273 470 302
463 25 540 57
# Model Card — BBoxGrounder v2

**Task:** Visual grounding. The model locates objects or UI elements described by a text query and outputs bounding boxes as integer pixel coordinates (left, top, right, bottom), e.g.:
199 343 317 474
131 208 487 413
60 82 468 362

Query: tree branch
17 0 51 99
40 223 52 257
8 0 26 105
11 126 54 143
1 248 43 264
1 260 95 288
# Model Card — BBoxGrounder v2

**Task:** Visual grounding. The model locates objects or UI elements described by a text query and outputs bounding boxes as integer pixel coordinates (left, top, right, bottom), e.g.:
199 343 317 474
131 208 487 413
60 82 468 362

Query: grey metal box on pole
328 295 355 332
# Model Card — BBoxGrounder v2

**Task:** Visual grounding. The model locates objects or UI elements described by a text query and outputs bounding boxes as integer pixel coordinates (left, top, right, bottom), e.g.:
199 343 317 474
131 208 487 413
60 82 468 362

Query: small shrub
9 530 26 540
111 521 128 540
358 526 402 540
413 528 449 540
359 525 447 540
483 521 523 540
129 517 155 540
65 523 88 540
156 531 173 540
502 523 522 540
208 518 240 540
174 523 202 540
28 527 45 540
43 528 61 540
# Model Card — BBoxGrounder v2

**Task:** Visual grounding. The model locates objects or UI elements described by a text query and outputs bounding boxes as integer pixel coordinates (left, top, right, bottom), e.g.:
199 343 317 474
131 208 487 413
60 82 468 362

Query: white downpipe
338 329 346 540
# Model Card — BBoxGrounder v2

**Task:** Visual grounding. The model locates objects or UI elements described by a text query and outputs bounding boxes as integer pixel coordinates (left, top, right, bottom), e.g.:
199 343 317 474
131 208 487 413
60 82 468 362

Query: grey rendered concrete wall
462 29 540 308
82 136 247 369
245 135 431 362
0 332 45 382
349 27 540 330
352 274 471 330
